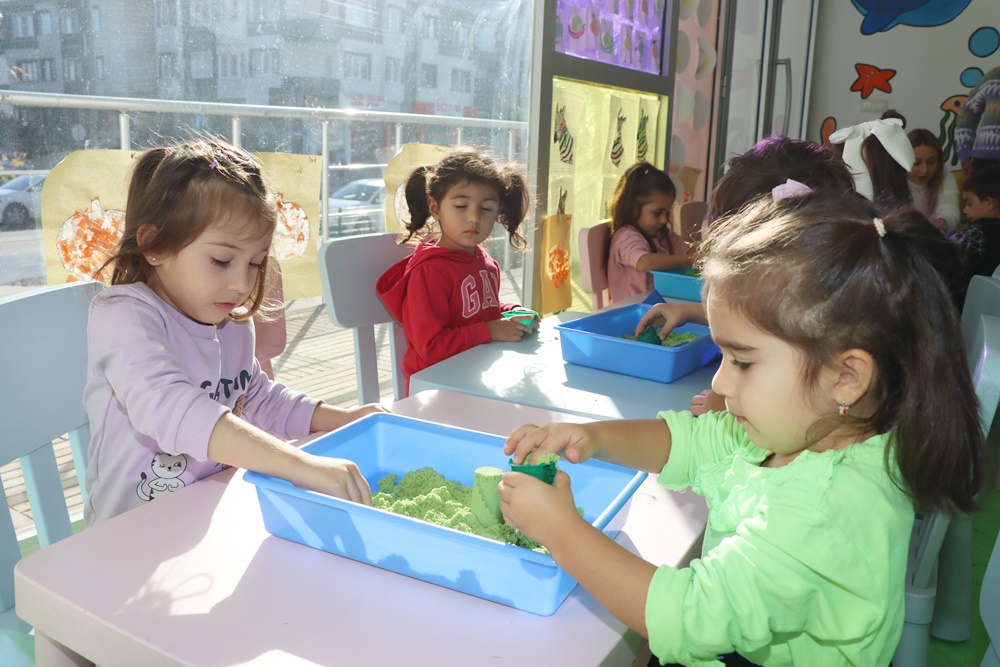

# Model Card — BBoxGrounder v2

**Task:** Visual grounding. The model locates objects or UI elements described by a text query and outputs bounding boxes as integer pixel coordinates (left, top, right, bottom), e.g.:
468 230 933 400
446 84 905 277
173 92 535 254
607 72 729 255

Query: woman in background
907 128 960 231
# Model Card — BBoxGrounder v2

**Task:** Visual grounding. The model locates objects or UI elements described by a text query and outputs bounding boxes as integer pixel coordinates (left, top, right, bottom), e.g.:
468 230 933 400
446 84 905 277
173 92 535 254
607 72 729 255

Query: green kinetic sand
372 466 547 552
620 327 700 347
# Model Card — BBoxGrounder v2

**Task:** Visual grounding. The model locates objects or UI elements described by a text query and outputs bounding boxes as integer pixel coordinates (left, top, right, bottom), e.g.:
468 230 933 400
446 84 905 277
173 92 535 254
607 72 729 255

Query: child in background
639 137 858 415
85 138 386 525
376 147 535 391
607 162 693 303
959 164 1000 287
501 194 983 667
907 128 961 231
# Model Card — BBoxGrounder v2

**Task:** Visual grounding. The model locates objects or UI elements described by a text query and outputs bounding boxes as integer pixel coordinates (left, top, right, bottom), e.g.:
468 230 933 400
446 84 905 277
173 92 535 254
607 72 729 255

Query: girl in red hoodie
376 147 536 392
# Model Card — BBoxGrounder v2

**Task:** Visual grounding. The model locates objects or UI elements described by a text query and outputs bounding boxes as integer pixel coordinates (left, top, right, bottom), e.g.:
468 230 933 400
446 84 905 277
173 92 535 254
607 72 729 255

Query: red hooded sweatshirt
376 241 518 389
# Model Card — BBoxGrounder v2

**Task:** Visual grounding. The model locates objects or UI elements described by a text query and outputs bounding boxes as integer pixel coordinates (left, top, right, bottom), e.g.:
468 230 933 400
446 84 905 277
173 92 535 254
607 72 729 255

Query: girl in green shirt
499 195 984 667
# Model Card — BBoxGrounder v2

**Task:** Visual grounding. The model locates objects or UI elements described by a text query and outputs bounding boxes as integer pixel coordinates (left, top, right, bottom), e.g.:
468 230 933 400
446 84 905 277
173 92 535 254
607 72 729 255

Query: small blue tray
650 269 704 302
555 303 720 383
243 413 646 616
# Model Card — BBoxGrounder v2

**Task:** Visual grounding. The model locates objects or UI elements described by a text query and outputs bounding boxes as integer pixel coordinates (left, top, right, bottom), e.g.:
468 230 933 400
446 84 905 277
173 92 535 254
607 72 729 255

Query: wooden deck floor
2 277 531 538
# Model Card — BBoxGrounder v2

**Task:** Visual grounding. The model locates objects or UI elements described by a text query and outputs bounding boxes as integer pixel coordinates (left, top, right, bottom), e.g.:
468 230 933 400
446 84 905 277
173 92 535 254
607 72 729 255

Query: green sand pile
372 466 547 552
621 329 699 347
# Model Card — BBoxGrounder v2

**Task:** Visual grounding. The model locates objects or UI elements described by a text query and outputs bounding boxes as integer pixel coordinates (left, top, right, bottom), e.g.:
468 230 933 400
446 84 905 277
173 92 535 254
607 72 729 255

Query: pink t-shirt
607 225 689 303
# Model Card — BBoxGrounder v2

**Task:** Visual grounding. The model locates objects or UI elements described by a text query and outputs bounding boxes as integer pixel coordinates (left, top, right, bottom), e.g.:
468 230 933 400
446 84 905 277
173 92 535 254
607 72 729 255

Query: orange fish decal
850 63 896 99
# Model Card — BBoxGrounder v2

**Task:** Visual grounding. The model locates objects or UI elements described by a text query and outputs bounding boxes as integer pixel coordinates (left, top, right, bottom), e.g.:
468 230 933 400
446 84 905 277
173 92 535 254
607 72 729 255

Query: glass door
710 0 817 183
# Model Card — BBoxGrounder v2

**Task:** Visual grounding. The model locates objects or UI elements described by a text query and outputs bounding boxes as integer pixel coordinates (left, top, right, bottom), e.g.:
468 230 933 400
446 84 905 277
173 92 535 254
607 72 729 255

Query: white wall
807 0 998 158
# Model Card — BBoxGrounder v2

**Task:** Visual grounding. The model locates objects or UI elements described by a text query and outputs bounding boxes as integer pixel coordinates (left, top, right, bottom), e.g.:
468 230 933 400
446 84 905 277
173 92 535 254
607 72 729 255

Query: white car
326 178 386 234
0 174 45 231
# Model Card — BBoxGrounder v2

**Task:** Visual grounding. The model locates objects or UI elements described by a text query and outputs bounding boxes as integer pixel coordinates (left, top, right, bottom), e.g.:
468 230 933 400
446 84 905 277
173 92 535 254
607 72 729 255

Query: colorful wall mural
813 0 993 171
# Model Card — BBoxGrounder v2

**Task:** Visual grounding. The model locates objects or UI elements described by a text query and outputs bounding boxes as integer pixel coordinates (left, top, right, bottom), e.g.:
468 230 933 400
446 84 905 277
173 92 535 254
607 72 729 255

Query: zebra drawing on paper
553 105 575 165
636 109 649 161
610 111 626 167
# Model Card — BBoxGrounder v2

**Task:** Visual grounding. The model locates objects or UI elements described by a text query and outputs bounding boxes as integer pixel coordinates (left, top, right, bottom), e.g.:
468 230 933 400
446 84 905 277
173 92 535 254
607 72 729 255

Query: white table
16 390 708 667
410 311 719 420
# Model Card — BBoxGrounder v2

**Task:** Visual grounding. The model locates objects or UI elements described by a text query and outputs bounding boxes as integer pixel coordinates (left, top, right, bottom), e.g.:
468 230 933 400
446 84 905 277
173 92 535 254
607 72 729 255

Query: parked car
326 178 386 234
0 174 45 231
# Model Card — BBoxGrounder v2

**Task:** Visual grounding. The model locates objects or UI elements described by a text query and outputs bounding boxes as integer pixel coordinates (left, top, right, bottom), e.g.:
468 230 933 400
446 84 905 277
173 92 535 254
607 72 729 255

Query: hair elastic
771 179 813 201
873 217 887 237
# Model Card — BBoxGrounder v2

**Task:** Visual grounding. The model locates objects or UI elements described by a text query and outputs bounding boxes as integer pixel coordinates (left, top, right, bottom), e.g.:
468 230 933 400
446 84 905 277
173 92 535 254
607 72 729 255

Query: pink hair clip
771 179 813 201
208 159 219 170
163 147 172 156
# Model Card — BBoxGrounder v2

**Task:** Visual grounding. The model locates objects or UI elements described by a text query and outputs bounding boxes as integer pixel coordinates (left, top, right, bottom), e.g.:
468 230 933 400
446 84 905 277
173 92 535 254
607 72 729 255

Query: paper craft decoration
41 149 321 300
383 143 454 233
539 210 573 314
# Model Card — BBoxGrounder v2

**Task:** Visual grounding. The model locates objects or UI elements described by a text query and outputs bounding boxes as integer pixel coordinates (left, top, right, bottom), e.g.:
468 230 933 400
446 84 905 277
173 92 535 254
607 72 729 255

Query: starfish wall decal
850 63 896 98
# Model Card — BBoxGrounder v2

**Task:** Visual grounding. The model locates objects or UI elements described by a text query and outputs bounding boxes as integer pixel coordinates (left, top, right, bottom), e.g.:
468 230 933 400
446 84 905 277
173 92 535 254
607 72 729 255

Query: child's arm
310 402 389 432
635 250 695 274
503 419 671 473
207 412 373 505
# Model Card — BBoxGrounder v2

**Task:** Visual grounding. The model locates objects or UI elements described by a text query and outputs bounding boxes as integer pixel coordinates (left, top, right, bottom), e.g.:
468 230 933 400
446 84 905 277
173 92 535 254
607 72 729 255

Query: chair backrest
961 275 1000 356
318 232 413 404
579 221 611 311
0 281 102 629
977 315 1000 652
679 201 709 241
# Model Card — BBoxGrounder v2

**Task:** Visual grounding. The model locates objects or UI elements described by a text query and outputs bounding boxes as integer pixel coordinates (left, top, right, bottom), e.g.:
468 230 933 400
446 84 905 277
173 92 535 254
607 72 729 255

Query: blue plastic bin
243 413 646 616
650 269 704 301
555 303 720 383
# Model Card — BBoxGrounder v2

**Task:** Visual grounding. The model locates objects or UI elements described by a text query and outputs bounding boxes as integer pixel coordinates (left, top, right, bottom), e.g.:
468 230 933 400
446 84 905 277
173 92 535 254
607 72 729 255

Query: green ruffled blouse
646 410 914 667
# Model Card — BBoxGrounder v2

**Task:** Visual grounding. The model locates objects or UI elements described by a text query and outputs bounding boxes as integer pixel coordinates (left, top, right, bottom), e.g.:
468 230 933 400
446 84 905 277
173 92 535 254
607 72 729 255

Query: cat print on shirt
136 452 188 502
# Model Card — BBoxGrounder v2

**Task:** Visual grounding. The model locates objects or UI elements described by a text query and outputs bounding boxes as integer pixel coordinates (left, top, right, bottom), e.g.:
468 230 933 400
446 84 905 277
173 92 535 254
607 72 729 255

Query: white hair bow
828 118 915 200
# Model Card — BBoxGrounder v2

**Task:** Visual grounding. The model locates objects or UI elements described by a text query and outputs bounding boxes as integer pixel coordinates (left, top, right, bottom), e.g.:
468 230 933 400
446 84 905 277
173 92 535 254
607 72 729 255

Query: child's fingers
503 423 539 455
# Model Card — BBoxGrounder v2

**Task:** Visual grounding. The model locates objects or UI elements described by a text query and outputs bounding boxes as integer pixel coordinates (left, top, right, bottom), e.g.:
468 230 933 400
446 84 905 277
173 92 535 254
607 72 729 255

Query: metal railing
0 90 528 238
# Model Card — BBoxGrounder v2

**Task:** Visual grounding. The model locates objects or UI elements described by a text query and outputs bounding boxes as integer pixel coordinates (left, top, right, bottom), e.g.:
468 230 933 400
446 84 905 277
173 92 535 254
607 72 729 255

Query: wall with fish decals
807 0 997 168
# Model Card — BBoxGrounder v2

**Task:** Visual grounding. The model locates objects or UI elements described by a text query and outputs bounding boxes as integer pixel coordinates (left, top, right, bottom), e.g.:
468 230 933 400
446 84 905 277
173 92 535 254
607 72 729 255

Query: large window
0 0 533 301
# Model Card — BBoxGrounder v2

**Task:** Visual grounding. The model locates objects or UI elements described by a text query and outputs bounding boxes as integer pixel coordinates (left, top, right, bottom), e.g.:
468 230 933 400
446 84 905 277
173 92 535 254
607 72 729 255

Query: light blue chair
979 315 1000 667
894 312 1000 666
928 276 1000 647
318 232 412 404
0 281 102 665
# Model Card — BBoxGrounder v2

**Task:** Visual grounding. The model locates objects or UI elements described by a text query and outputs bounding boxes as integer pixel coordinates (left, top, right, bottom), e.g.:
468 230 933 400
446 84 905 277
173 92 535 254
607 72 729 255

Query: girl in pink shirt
606 162 693 303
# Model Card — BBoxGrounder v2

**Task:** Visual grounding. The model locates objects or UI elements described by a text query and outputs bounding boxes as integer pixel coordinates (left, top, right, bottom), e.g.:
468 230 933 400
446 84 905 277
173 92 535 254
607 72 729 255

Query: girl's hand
294 455 373 506
487 318 532 342
635 302 704 339
690 389 726 415
504 422 596 464
498 470 584 545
